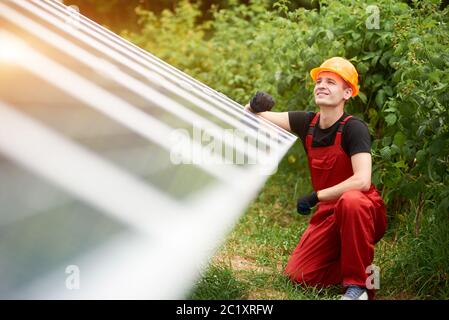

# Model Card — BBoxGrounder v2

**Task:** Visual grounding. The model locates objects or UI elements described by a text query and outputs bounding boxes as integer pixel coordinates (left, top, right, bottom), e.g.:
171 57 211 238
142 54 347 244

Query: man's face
313 71 352 107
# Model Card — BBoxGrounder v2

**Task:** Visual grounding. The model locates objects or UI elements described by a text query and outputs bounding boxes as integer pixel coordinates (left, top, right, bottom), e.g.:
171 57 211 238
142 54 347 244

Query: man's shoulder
342 115 372 154
288 111 316 126
343 116 371 142
346 115 369 129
288 110 316 117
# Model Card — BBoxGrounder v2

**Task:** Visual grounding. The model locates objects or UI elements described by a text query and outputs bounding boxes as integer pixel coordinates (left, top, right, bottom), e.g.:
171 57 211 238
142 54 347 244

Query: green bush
124 0 449 298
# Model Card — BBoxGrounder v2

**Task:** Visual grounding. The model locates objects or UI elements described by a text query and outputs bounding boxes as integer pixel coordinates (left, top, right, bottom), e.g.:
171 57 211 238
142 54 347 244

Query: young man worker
246 57 387 300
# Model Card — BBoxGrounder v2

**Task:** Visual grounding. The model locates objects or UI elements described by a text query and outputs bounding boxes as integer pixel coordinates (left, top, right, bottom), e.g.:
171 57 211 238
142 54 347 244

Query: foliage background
66 0 449 298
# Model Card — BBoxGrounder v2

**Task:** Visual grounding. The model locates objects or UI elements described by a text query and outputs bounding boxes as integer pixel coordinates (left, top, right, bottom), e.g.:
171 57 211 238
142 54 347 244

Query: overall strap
305 112 320 150
334 115 353 146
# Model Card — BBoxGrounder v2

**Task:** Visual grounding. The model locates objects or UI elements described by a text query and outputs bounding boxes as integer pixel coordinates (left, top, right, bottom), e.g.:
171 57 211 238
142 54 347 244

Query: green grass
188 142 449 300
189 264 248 300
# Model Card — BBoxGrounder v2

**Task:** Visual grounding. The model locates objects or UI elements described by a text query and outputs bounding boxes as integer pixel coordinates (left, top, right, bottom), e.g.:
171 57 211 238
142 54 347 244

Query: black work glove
297 192 319 215
249 91 275 113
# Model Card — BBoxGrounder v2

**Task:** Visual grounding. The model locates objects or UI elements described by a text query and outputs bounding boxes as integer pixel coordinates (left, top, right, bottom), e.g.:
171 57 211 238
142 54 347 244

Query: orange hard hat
310 57 359 96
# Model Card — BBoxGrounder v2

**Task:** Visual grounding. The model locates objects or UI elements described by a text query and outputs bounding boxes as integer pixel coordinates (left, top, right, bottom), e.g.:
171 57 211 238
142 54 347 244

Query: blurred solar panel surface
0 0 296 299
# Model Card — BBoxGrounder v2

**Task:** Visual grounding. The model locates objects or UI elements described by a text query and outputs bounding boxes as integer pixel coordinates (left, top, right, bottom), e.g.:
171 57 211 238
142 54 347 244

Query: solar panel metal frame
0 0 297 299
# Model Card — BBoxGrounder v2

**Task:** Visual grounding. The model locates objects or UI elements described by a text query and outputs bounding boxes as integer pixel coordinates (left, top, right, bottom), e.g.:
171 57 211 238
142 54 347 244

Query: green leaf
380 146 392 160
390 144 400 155
383 86 394 96
358 91 368 104
416 125 427 137
357 62 370 74
415 150 426 163
392 160 407 169
393 132 406 146
368 108 378 119
382 136 392 146
375 89 386 108
385 114 397 126
352 32 361 41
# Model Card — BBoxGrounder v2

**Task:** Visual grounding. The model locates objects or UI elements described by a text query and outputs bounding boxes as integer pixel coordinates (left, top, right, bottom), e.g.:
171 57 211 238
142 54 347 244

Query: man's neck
318 105 345 129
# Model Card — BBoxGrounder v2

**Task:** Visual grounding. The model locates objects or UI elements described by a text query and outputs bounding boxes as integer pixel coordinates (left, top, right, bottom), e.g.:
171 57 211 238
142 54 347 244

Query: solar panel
0 0 296 299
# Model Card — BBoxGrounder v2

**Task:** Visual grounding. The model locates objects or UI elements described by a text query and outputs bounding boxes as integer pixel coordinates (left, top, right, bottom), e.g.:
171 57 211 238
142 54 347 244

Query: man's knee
339 189 364 202
335 190 380 233
336 190 366 209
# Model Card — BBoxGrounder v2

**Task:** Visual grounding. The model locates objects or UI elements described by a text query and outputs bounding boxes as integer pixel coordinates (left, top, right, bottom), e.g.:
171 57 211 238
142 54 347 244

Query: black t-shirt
288 111 371 156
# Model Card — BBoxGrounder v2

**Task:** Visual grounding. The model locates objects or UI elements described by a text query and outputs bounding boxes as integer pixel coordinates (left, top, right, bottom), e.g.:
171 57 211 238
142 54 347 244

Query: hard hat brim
310 67 359 97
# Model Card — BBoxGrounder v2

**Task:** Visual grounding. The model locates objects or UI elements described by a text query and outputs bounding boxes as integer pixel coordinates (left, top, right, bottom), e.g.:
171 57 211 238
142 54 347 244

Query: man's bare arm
317 152 372 202
244 104 291 132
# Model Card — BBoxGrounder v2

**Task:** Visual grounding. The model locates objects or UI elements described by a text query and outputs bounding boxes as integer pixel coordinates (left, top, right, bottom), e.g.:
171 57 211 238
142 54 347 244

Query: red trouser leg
284 210 341 287
336 190 377 287
284 190 386 293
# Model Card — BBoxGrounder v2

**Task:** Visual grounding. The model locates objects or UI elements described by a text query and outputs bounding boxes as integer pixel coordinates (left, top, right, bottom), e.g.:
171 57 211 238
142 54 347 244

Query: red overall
284 113 387 297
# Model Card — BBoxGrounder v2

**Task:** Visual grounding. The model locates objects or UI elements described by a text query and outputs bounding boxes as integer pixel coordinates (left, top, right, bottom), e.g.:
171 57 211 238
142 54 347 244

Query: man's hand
249 91 275 113
243 94 291 132
297 192 319 215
